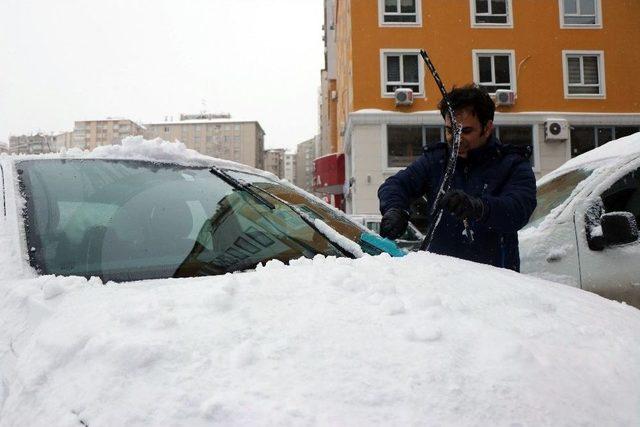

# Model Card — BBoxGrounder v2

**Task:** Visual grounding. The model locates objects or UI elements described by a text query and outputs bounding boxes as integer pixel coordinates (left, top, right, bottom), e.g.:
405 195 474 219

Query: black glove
380 208 409 240
439 190 485 221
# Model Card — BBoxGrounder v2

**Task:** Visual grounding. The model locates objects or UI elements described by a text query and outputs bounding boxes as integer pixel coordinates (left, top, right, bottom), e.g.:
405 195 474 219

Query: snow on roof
546 131 640 178
0 253 638 425
3 136 278 179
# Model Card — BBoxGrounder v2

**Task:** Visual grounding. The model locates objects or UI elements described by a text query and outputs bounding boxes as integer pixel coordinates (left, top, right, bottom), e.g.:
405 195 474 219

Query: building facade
263 148 286 178
295 137 317 193
144 115 265 169
73 118 145 150
325 0 640 215
53 131 75 150
8 133 56 154
284 153 296 183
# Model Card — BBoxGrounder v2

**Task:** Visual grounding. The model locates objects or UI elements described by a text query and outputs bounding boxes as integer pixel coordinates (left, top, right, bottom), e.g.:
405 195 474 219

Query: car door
575 164 640 307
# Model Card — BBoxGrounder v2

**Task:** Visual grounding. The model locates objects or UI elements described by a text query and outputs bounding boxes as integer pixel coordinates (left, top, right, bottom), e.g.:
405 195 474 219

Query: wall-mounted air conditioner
495 89 516 106
545 119 570 141
394 88 413 106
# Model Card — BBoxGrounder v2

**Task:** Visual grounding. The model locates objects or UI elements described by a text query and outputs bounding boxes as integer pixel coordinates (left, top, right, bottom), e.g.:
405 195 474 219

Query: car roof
1 136 280 182
539 132 640 185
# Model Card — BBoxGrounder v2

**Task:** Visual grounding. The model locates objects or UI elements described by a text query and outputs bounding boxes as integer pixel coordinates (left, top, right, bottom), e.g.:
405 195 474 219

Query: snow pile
87 136 252 171
1 252 639 425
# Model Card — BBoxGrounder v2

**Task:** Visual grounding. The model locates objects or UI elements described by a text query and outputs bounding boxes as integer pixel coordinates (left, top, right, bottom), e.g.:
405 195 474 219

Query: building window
471 0 512 26
560 0 601 27
379 0 421 25
563 51 605 98
473 50 516 94
387 125 445 168
381 51 424 96
494 125 535 167
571 126 640 157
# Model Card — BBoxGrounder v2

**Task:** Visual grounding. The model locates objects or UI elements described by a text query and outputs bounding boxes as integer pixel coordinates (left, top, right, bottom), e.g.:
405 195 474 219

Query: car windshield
525 168 594 228
16 159 368 282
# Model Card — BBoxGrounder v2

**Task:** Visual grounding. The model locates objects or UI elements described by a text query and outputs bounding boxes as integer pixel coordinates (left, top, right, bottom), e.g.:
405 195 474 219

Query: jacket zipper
499 235 506 268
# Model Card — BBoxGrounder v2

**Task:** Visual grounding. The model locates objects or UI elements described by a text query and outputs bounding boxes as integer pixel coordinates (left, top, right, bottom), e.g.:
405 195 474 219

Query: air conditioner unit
495 89 516 106
394 88 414 106
545 119 570 141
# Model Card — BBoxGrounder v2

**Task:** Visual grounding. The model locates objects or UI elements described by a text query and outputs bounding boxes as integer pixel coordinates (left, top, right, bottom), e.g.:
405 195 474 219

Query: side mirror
601 212 639 246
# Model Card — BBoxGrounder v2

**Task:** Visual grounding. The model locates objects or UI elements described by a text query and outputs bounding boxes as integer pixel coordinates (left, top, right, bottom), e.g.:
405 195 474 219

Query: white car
1 138 639 425
520 132 640 308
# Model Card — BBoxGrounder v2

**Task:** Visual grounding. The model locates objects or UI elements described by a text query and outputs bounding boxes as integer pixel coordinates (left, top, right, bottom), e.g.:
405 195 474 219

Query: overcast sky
0 0 325 151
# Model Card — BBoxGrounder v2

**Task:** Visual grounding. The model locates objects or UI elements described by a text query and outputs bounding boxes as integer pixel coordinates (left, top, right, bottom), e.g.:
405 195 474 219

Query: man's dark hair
438 84 495 129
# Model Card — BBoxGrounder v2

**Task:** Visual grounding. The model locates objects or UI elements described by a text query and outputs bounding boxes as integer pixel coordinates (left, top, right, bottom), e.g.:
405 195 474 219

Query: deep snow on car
1 139 639 425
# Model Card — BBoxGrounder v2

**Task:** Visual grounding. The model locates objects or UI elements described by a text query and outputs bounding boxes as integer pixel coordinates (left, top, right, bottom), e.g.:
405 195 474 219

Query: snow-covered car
0 139 403 283
349 214 425 252
520 132 640 308
1 139 639 425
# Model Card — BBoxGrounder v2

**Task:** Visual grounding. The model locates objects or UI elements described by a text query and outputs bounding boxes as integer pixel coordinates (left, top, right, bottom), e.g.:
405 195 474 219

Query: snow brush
417 49 469 251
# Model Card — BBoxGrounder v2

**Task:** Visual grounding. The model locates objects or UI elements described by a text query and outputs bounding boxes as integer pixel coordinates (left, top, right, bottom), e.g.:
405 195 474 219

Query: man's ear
483 120 494 138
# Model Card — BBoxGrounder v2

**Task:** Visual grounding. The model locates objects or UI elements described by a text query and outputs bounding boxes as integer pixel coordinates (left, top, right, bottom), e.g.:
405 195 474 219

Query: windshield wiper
209 166 275 210
235 180 358 259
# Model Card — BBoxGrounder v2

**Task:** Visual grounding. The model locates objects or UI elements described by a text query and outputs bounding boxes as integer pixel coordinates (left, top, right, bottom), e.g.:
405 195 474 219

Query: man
378 84 536 271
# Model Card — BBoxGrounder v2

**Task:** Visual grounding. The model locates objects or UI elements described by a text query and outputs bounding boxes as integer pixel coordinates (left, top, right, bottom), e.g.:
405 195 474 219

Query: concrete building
0 142 8 154
9 133 56 154
263 148 286 178
284 153 296 183
73 118 144 150
53 131 76 150
144 114 265 169
323 0 640 215
295 138 316 193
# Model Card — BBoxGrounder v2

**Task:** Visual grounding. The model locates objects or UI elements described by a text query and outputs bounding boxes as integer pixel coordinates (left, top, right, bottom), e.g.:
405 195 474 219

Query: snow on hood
547 131 640 178
1 252 639 425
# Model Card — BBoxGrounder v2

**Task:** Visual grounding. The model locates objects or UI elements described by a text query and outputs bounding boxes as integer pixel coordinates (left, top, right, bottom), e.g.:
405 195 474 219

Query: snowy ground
1 253 639 426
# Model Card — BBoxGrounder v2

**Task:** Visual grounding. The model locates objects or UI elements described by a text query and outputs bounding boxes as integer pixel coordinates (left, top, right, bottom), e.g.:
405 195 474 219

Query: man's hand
439 190 485 221
380 208 409 240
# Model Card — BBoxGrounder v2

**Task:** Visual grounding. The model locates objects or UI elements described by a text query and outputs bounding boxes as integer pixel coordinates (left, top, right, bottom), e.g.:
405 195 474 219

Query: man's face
444 107 493 158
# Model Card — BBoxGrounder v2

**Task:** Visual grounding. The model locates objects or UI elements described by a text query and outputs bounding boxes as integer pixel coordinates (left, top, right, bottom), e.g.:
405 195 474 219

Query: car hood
1 252 639 425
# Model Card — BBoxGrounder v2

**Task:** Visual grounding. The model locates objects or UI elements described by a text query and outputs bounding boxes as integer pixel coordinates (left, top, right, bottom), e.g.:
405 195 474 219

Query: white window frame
559 0 602 29
472 49 517 95
378 0 422 27
470 0 513 28
380 49 425 98
562 50 606 99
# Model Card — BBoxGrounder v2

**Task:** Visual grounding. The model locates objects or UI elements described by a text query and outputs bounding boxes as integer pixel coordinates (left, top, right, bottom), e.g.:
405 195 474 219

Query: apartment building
53 131 75 150
73 118 144 150
8 133 56 154
144 114 265 169
0 142 9 154
322 0 640 215
284 153 296 183
295 137 317 193
263 148 286 178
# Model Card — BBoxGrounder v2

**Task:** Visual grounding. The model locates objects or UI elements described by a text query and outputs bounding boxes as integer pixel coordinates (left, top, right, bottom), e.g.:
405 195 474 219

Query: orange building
319 0 640 215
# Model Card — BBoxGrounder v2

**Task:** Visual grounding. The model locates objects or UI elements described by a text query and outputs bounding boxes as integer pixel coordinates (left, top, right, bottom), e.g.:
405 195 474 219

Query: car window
226 170 387 256
525 168 594 228
600 167 640 224
16 159 348 282
366 221 381 234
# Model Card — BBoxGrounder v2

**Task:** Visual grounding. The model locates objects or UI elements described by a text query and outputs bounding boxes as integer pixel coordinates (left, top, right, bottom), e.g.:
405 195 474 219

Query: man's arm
480 160 537 232
378 155 432 215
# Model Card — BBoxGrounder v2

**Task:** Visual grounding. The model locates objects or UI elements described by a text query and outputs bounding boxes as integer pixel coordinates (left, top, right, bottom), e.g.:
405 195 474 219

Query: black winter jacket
378 135 537 271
